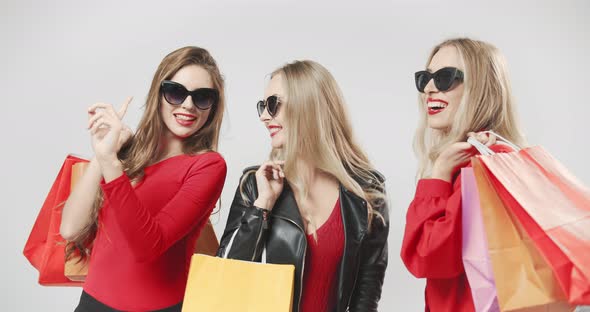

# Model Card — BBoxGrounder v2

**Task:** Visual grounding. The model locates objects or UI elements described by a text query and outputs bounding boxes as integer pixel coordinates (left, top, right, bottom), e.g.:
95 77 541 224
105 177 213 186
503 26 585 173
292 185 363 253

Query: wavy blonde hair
66 46 225 260
415 38 526 178
244 60 385 232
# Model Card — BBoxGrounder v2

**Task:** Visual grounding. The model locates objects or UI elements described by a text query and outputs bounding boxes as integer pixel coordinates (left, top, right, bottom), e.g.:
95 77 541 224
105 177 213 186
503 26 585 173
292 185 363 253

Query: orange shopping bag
472 156 573 311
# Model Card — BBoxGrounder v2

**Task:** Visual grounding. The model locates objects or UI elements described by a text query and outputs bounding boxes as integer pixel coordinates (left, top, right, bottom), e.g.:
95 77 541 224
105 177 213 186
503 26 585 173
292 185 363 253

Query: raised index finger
117 96 133 119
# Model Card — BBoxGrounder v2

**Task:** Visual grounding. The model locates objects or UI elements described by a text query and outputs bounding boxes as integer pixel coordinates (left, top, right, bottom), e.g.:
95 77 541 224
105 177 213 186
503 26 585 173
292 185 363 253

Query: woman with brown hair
60 46 227 311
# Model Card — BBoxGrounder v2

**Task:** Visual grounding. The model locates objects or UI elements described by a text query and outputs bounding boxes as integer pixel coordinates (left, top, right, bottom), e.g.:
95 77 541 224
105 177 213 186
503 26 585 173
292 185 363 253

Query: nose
181 96 197 110
423 77 438 94
259 105 271 122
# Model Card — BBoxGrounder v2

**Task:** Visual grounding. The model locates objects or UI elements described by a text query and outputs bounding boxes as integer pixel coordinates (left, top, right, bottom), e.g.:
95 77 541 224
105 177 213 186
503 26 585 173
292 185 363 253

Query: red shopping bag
474 142 590 304
23 155 89 286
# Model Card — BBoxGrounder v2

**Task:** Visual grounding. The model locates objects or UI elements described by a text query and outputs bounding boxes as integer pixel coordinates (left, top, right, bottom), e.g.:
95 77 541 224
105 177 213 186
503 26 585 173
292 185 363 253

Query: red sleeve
400 178 464 279
100 154 227 262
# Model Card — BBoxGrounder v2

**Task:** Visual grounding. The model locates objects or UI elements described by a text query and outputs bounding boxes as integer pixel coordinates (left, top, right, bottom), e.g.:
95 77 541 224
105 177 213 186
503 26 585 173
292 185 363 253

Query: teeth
428 102 447 109
175 114 196 121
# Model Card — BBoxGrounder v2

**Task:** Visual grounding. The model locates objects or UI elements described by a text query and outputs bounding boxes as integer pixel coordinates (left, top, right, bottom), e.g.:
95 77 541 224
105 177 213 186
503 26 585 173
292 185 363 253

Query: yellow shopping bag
182 232 295 312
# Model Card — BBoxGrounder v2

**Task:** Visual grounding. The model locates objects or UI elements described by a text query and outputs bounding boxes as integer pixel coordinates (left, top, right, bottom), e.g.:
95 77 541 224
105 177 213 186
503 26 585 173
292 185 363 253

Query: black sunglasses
160 80 219 110
414 67 464 93
257 95 281 117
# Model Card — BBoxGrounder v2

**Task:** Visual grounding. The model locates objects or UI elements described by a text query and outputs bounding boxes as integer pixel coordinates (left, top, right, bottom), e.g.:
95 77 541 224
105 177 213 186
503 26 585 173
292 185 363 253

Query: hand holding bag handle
467 130 521 155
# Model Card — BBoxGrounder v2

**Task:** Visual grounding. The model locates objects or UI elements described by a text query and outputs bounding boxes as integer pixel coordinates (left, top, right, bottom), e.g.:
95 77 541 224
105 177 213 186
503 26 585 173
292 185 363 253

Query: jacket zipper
251 216 265 261
275 215 307 312
344 236 363 310
342 189 367 311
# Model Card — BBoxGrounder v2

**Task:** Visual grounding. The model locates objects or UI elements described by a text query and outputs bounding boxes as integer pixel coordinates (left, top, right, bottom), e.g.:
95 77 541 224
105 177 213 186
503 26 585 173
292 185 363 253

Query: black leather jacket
217 167 389 312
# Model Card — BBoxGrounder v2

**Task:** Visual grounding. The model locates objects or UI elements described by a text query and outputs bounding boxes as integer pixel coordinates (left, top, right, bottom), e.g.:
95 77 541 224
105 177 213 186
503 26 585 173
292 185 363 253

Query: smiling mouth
269 127 282 137
427 100 448 115
174 113 196 121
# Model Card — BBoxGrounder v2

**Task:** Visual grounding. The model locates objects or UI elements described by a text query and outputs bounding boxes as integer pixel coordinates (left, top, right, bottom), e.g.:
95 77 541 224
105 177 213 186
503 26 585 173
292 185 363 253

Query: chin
427 119 450 131
177 133 193 139
167 127 198 139
427 124 443 131
271 137 285 149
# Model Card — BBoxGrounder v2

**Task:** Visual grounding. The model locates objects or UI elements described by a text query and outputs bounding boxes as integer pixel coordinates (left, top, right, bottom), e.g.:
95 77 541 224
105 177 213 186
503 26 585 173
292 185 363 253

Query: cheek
160 103 171 119
278 130 288 144
451 95 462 108
191 110 212 134
199 110 211 126
445 86 464 113
273 105 286 124
272 132 286 148
450 85 464 105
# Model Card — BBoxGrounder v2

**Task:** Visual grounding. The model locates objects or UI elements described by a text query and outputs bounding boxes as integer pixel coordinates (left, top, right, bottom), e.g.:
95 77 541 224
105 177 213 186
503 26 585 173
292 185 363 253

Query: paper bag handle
467 130 521 155
222 228 268 264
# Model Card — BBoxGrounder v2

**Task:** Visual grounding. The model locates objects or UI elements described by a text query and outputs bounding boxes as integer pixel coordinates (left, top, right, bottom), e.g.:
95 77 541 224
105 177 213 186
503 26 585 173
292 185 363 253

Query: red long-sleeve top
401 145 511 312
83 152 226 311
300 199 344 312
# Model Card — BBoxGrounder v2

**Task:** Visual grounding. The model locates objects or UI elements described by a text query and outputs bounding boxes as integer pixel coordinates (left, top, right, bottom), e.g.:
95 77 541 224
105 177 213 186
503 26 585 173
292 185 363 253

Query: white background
2 0 589 310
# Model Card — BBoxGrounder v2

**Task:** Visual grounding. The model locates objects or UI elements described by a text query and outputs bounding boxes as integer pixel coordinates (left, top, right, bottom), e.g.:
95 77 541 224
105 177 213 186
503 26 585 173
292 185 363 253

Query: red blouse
83 152 226 311
401 144 513 312
300 199 345 312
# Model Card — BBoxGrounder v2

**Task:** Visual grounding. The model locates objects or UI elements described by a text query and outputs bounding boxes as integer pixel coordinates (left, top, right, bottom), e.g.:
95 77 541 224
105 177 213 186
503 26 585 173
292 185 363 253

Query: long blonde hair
415 38 526 178
66 46 225 260
245 60 385 232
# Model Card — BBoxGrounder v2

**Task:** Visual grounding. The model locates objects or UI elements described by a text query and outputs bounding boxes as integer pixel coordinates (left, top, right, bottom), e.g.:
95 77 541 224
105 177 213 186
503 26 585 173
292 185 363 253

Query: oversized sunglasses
257 95 281 117
160 80 218 110
414 67 464 93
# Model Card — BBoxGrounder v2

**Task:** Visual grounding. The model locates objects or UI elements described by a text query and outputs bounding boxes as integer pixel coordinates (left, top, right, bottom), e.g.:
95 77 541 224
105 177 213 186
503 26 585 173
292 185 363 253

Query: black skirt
74 291 182 312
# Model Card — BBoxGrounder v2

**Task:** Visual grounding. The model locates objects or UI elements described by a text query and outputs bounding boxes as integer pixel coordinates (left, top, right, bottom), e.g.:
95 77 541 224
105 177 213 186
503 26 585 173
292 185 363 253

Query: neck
292 160 338 198
297 160 318 183
159 133 185 161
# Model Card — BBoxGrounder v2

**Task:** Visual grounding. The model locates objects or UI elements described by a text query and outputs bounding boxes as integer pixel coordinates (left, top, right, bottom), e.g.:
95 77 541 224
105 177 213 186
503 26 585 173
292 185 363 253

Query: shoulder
188 151 226 164
239 165 259 185
369 169 386 184
242 165 260 174
186 151 227 174
353 169 386 191
197 151 225 162
234 165 261 202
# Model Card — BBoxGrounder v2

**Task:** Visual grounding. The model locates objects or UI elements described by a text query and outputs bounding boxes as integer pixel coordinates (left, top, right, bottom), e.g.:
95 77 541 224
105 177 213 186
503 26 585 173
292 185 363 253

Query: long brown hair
66 46 225 260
